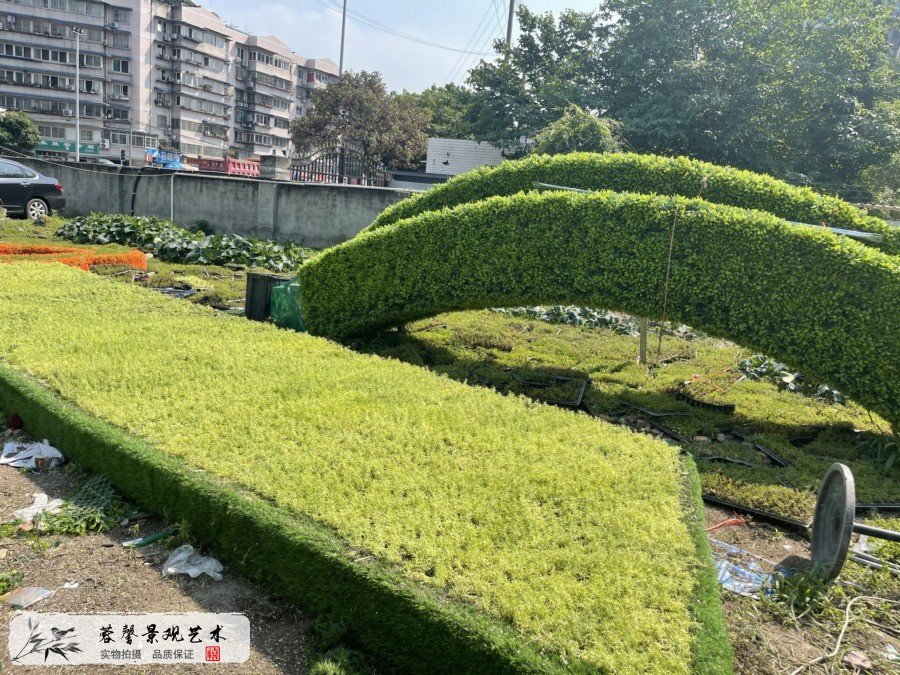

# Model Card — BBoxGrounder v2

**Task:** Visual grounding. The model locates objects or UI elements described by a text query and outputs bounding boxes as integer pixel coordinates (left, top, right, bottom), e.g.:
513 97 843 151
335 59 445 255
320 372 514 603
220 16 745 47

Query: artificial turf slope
0 263 725 673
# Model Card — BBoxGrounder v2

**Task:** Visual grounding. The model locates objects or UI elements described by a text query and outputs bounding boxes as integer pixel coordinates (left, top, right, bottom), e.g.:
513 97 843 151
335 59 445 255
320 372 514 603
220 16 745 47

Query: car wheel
25 198 49 220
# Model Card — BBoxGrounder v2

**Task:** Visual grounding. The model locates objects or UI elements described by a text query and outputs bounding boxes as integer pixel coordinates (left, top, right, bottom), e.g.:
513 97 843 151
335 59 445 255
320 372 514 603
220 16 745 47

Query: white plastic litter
14 493 64 524
886 644 899 662
1 439 64 470
162 544 223 581
710 539 774 597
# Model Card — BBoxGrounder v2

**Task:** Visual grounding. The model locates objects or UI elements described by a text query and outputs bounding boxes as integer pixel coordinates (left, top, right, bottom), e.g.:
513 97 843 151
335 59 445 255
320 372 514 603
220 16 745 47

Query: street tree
290 71 427 170
0 111 40 154
533 105 621 155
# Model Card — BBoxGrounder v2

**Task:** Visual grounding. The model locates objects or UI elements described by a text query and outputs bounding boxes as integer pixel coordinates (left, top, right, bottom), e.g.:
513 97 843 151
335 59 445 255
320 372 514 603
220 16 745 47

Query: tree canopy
290 71 428 170
394 84 478 140
533 105 621 155
0 111 39 154
459 0 900 196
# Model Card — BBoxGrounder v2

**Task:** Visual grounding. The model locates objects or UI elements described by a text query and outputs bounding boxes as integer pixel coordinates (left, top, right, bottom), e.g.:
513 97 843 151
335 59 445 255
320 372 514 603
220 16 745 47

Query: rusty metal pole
638 317 648 364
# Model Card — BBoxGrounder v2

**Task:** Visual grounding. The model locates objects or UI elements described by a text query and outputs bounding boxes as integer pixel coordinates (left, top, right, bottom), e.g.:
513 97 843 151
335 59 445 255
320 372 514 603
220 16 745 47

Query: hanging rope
656 199 680 356
656 177 707 356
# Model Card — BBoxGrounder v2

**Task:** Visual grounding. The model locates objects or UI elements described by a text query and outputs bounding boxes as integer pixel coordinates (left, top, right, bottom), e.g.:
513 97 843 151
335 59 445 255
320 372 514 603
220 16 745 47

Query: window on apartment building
111 33 129 49
111 83 129 98
202 33 226 50
156 19 167 34
38 126 67 139
1 43 31 59
81 54 102 68
111 59 129 74
42 75 71 89
39 49 70 63
110 9 129 24
156 44 167 59
81 103 103 117
131 133 157 148
156 115 168 130
181 143 200 155
80 79 99 94
110 132 128 145
108 108 129 121
80 129 94 142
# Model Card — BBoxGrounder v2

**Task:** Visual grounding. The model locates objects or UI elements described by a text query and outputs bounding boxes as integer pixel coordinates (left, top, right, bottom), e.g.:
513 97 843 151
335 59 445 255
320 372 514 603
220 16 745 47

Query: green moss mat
0 262 729 673
351 311 896 522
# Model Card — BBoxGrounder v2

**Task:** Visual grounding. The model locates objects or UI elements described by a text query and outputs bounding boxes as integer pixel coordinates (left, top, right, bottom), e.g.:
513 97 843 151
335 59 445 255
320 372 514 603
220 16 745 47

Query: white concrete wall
425 138 504 176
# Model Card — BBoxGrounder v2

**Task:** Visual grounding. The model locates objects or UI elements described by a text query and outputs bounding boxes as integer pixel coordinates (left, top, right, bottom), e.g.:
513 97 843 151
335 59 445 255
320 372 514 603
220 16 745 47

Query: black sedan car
0 158 65 219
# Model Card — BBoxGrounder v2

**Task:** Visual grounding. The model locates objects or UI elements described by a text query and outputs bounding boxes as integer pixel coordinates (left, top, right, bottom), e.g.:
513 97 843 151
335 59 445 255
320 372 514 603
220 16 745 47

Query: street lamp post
338 0 347 76
72 26 84 162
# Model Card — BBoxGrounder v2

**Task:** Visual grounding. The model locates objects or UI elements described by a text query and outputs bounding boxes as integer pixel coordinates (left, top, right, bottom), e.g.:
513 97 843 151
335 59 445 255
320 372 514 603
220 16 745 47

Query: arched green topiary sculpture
370 152 898 254
298 189 899 427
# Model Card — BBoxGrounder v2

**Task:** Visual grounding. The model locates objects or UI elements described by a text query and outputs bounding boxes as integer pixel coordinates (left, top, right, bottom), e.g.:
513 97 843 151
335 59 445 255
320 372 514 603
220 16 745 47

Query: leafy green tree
394 84 478 139
464 1 900 190
290 71 427 170
0 110 39 154
533 105 621 155
465 6 609 150
860 151 900 204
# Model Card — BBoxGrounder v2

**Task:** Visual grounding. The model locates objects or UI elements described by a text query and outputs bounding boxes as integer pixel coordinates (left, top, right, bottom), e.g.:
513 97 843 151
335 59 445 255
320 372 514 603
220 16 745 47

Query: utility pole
506 0 515 47
338 0 347 76
72 26 84 162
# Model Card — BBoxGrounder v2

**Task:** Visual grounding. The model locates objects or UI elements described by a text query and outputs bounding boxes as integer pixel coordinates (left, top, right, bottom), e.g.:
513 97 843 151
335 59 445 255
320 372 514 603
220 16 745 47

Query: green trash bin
269 278 306 331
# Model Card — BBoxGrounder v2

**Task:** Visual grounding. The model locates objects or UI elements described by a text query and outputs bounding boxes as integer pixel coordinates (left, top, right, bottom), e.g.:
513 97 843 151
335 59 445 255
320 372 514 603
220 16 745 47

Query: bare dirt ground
705 506 899 674
0 463 309 674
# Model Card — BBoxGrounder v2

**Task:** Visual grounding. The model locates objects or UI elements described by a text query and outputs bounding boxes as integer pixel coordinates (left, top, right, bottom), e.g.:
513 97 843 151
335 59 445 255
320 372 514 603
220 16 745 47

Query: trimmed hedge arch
370 153 898 254
298 189 899 427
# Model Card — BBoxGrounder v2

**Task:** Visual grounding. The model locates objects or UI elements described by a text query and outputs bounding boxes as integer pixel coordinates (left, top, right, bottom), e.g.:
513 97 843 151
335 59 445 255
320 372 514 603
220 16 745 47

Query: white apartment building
0 0 337 163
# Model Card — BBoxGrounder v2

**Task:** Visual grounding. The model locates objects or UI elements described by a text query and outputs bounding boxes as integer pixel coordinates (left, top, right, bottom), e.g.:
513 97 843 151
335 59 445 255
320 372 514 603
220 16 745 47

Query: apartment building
0 0 337 163
0 0 142 159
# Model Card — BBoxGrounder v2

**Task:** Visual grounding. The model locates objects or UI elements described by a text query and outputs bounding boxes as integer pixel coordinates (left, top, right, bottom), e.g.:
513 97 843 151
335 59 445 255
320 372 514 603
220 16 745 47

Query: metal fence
289 147 387 187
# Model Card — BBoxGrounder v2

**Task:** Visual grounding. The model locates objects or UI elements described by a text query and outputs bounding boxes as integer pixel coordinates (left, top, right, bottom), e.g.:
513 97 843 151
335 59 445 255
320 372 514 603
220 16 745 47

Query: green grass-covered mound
370 153 897 253
0 263 729 673
298 191 899 428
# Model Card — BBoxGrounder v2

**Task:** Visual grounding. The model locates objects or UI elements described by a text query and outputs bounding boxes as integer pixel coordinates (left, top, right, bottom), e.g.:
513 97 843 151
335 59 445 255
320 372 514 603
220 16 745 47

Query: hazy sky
199 1 600 91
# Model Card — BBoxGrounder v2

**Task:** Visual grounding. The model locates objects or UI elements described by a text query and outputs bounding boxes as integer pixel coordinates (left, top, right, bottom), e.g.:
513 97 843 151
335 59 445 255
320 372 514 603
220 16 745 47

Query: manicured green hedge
370 153 898 254
0 263 728 673
298 191 899 427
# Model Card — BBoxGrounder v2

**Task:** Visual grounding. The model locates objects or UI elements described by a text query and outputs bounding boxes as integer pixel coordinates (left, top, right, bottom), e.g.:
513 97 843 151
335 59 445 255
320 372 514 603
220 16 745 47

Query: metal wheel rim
27 201 47 219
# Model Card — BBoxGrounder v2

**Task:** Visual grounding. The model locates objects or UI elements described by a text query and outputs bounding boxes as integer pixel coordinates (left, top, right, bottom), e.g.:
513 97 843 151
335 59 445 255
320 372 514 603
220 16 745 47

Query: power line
444 1 496 85
452 15 500 85
445 1 503 84
317 0 492 56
